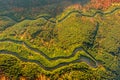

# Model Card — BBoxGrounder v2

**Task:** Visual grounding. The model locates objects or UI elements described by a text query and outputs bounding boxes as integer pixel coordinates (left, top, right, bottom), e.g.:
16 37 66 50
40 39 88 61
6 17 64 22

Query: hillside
0 0 120 80
0 0 90 21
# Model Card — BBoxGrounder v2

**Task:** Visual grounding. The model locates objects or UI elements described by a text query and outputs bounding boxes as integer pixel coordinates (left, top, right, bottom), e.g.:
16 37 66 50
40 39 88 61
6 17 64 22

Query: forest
0 0 120 80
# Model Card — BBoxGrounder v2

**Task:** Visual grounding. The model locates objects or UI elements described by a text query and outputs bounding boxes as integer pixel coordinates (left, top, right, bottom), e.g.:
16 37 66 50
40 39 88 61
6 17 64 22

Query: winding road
1 7 120 24
57 7 120 22
0 50 96 71
0 7 120 71
0 39 96 61
0 38 98 68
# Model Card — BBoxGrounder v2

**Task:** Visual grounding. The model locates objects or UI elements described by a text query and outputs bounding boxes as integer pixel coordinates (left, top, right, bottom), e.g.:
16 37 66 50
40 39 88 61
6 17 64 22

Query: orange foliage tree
90 0 112 9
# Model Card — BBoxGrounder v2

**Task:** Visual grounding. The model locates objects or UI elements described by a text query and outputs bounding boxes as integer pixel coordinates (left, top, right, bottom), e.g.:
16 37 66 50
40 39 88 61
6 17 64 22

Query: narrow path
0 7 120 24
0 50 97 71
0 7 120 71
0 38 97 62
58 7 120 22
1 7 119 35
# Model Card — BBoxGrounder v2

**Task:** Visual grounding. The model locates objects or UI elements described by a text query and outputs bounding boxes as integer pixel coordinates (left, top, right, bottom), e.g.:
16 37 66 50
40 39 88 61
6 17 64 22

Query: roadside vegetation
0 2 120 80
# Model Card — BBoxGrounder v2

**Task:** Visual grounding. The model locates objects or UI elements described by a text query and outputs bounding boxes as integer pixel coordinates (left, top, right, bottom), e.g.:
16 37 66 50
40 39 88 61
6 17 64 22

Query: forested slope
0 0 120 80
